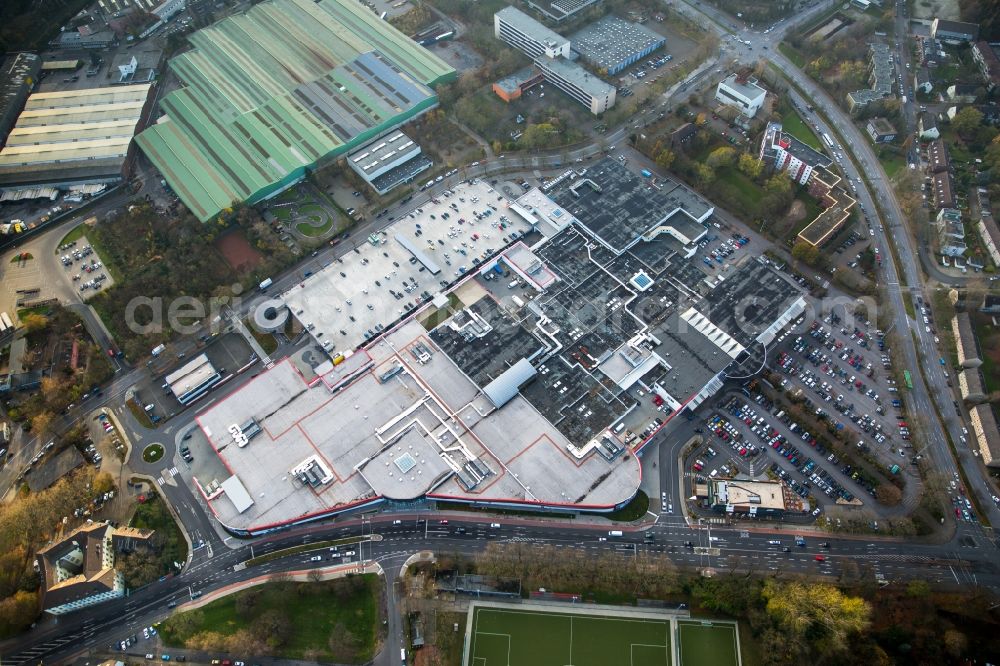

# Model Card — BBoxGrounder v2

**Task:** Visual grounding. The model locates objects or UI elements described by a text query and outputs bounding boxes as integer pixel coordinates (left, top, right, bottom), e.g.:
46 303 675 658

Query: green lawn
126 398 154 428
877 151 905 179
59 224 88 247
247 325 278 354
677 620 740 666
780 112 822 150
974 314 1000 394
778 42 806 68
160 576 381 662
271 207 291 221
467 606 671 666
296 216 335 237
715 167 763 209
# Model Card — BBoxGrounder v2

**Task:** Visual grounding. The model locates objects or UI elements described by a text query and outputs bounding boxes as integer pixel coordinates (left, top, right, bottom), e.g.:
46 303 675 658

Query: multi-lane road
2 511 994 666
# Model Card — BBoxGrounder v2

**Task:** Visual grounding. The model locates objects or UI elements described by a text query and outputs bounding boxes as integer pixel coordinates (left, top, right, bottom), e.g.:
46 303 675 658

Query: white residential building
715 73 767 117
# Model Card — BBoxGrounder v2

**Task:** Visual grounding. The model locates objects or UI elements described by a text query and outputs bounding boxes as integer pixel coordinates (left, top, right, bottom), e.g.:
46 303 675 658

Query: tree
762 579 870 657
706 146 737 168
655 148 675 171
738 153 763 179
952 106 983 137
875 483 902 506
943 629 968 657
694 162 715 186
21 313 48 333
905 579 930 598
254 609 291 648
30 410 55 437
116 550 161 588
520 123 559 150
93 472 115 495
791 240 820 266
765 172 793 196
0 590 38 636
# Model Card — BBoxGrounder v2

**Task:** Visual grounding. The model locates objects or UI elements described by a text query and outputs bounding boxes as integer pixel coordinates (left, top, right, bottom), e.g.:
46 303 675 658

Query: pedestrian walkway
225 305 272 367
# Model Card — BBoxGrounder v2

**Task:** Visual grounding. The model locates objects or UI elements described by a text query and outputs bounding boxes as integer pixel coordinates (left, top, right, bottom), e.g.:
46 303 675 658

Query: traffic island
126 398 154 428
142 443 164 463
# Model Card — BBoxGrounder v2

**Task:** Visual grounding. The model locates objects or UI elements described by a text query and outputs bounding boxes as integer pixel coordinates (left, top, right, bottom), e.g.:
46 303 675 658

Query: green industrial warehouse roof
137 0 455 221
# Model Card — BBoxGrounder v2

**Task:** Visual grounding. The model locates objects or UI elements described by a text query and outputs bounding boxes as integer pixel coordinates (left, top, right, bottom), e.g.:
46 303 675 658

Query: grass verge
159 575 381 663
778 42 806 68
600 489 650 522
780 112 822 150
126 398 154 428
59 224 88 247
248 325 278 355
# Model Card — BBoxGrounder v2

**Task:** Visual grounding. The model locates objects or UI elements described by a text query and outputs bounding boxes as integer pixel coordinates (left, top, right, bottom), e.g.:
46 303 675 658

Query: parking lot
57 235 114 299
769 309 911 469
282 179 533 353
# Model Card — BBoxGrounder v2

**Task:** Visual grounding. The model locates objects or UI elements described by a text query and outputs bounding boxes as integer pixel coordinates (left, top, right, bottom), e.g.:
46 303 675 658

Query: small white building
715 73 767 118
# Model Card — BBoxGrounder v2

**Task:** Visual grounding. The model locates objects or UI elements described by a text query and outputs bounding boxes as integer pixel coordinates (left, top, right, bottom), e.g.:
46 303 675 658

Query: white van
613 422 626 434
608 530 623 537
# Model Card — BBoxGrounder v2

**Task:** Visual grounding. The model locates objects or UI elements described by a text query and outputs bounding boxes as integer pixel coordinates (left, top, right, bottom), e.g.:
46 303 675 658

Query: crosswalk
156 466 180 485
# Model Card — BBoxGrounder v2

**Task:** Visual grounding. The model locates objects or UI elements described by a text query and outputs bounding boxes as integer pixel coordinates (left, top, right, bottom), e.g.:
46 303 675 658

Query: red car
814 555 826 562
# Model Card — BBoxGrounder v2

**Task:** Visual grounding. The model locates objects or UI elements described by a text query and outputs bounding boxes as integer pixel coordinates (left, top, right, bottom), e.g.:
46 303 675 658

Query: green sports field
676 620 740 666
467 607 671 666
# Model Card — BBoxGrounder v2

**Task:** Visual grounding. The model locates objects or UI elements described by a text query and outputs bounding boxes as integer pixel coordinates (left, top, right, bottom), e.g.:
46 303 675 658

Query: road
1 510 994 666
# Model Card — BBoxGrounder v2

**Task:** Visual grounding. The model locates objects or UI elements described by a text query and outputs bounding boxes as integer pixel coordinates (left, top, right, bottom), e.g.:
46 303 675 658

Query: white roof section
482 358 537 407
718 73 766 102
219 475 255 513
680 307 745 358
193 319 640 532
347 130 420 176
514 186 579 237
165 354 217 394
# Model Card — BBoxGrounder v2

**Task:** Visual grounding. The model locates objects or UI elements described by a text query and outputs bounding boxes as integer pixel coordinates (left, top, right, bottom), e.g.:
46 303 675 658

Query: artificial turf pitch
467 607 671 666
676 620 740 666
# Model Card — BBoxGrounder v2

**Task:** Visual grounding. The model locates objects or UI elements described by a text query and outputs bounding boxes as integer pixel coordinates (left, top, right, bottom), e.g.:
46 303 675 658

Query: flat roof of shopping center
281 180 533 352
194 160 805 532
195 319 641 532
